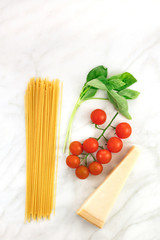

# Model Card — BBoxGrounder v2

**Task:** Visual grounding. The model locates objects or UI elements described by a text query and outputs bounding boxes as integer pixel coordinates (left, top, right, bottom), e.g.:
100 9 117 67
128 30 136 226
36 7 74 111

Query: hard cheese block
77 146 140 228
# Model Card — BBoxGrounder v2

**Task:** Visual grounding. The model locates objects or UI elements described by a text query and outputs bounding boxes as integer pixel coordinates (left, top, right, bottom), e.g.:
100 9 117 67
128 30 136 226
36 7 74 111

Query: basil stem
63 98 82 153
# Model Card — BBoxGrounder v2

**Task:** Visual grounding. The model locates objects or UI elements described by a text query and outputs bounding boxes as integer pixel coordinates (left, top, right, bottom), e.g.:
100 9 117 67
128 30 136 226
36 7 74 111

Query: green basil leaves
118 89 140 99
107 72 137 91
107 90 132 119
79 66 140 119
80 87 97 101
86 65 108 82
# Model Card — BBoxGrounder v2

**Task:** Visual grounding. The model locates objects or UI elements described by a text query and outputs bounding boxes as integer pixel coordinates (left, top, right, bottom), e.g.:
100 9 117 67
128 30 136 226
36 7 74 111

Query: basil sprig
63 65 140 152
80 66 139 119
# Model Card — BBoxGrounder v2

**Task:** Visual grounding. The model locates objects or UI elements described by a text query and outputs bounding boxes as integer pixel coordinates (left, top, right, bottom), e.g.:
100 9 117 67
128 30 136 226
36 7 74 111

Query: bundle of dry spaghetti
24 78 63 222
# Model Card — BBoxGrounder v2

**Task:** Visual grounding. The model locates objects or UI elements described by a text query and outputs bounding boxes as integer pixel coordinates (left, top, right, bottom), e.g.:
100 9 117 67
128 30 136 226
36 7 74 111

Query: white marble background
0 0 160 239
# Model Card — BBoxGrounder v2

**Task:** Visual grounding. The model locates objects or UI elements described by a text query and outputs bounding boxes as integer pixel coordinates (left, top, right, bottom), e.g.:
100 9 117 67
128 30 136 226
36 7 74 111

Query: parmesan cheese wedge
77 146 140 228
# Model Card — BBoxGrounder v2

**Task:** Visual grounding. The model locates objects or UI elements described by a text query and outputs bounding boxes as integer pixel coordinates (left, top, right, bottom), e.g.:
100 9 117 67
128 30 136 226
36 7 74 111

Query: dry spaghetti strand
25 78 62 221
53 81 63 215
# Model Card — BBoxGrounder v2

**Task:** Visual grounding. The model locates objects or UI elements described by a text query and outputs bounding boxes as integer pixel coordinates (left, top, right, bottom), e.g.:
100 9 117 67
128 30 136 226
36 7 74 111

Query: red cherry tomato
83 138 99 153
96 149 112 164
116 122 132 139
88 162 103 175
69 141 83 155
90 109 107 125
107 137 123 153
66 155 80 168
75 166 89 179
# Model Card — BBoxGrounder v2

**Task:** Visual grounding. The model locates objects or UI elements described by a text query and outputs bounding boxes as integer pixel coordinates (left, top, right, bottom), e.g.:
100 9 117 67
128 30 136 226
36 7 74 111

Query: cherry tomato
66 155 80 168
83 138 99 153
107 137 123 153
96 149 112 164
75 166 89 179
88 162 103 175
69 141 83 155
90 109 107 125
116 122 132 139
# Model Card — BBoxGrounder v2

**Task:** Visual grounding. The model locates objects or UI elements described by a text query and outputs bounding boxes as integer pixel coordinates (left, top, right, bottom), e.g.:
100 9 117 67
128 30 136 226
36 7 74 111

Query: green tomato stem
90 153 96 161
95 124 104 130
98 145 104 149
97 112 118 141
82 153 96 165
84 153 89 166
102 135 108 141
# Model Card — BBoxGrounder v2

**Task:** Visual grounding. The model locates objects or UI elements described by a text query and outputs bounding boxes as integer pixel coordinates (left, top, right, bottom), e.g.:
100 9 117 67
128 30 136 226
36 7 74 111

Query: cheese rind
77 146 140 228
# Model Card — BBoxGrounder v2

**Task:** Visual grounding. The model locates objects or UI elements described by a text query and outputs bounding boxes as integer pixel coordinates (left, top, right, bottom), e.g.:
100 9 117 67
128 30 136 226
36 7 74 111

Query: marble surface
0 0 160 239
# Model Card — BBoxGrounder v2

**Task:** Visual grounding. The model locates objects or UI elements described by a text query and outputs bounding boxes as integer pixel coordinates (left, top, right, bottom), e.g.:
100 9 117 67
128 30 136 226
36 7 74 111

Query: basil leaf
118 89 140 99
86 76 112 91
108 72 137 91
86 77 107 90
107 90 132 119
87 66 108 82
81 87 97 101
108 79 126 91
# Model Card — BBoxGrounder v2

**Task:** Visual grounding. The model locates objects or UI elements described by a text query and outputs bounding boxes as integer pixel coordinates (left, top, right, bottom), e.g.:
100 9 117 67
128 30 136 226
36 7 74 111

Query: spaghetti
25 78 63 222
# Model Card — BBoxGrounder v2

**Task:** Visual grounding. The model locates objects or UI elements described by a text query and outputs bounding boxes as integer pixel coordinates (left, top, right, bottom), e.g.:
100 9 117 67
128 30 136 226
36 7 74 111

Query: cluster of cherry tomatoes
66 109 132 180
